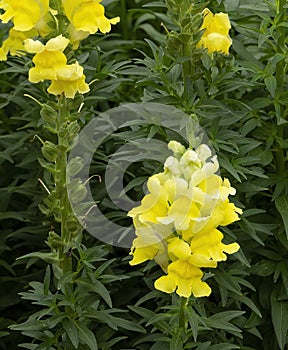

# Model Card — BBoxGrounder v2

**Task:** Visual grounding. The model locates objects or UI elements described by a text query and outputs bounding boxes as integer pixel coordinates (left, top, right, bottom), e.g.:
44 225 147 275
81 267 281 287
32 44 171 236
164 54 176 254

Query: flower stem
274 0 287 174
179 297 187 329
56 96 72 273
120 0 129 40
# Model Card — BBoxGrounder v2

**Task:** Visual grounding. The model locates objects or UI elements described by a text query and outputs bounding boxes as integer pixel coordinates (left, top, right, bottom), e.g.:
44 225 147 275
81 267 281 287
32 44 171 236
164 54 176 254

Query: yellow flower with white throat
63 0 120 34
197 8 232 54
0 0 49 31
128 141 242 298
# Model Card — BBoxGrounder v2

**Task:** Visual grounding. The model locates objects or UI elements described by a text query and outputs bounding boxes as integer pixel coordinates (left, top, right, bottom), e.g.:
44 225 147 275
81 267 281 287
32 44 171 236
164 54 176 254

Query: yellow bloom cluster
197 8 232 55
128 141 241 298
0 0 120 97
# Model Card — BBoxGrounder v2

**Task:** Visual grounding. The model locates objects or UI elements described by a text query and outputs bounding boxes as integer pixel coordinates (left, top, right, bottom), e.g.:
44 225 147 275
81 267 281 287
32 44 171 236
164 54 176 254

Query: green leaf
264 76 277 97
112 317 146 333
62 318 79 349
18 344 38 350
57 271 75 293
271 283 288 350
230 292 262 318
76 279 112 307
76 323 98 350
170 328 184 350
203 317 242 335
128 306 169 332
16 252 58 265
250 259 276 277
185 307 199 341
195 342 211 350
220 157 241 182
0 331 9 338
275 195 288 238
99 336 127 349
43 266 51 296
208 345 240 350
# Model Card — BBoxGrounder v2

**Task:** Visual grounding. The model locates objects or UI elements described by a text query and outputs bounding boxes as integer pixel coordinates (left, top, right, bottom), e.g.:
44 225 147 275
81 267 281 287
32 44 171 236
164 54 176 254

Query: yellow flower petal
45 35 70 51
24 38 44 53
168 237 191 260
223 242 240 255
0 47 7 61
155 260 212 298
67 23 89 49
129 245 158 265
154 274 176 294
199 33 232 55
63 0 119 34
191 279 211 298
0 0 49 31
198 8 232 54
161 197 200 231
188 254 217 268
0 28 38 58
201 8 231 36
47 72 90 98
190 229 239 262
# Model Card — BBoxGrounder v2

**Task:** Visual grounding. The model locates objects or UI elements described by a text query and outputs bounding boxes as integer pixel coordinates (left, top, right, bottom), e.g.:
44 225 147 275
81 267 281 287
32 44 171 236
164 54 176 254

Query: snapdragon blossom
63 0 120 34
197 8 232 55
0 0 49 31
0 0 120 98
128 141 241 298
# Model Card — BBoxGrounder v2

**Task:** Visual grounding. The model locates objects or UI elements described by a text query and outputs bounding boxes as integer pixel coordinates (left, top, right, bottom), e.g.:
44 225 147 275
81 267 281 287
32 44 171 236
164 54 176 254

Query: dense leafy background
0 0 287 349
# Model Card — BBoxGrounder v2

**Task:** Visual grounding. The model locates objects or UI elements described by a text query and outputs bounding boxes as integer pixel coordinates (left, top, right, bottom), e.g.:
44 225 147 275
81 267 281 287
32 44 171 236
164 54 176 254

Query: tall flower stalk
165 0 233 109
0 1 119 272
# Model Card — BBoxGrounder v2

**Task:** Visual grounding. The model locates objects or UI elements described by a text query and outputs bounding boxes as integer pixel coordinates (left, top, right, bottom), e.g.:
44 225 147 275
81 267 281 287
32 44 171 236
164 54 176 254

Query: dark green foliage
1 0 288 349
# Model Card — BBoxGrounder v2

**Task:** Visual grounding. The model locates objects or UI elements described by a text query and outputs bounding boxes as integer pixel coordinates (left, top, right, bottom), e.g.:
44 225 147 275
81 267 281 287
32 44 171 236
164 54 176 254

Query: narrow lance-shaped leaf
275 194 288 239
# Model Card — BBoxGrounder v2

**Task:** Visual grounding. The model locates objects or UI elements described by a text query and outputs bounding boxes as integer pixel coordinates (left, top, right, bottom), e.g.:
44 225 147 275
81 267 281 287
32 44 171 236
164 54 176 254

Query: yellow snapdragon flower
67 23 90 50
155 259 211 298
63 0 120 34
190 229 239 262
128 141 241 298
24 35 90 98
197 8 232 54
24 35 70 82
0 28 38 61
47 62 90 98
0 0 49 31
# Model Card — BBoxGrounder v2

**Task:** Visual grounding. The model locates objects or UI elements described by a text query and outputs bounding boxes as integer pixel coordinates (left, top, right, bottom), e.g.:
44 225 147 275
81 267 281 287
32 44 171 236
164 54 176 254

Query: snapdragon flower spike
197 8 232 55
128 141 241 298
0 0 119 98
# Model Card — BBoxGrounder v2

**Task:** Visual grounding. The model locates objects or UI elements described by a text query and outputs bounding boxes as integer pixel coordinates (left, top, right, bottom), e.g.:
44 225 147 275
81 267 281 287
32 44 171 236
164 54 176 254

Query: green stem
179 297 187 329
274 0 287 174
56 96 72 273
120 0 129 40
275 125 285 174
181 41 192 98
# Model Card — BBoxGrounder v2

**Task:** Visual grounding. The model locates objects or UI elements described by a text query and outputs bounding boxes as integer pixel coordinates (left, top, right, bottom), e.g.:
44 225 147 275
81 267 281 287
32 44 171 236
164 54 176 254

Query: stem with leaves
56 96 72 273
275 0 287 173
179 296 187 330
40 96 82 275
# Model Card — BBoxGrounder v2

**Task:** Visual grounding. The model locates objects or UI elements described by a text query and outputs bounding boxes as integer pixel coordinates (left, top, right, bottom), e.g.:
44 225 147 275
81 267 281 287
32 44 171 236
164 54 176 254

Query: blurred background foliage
0 0 287 349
